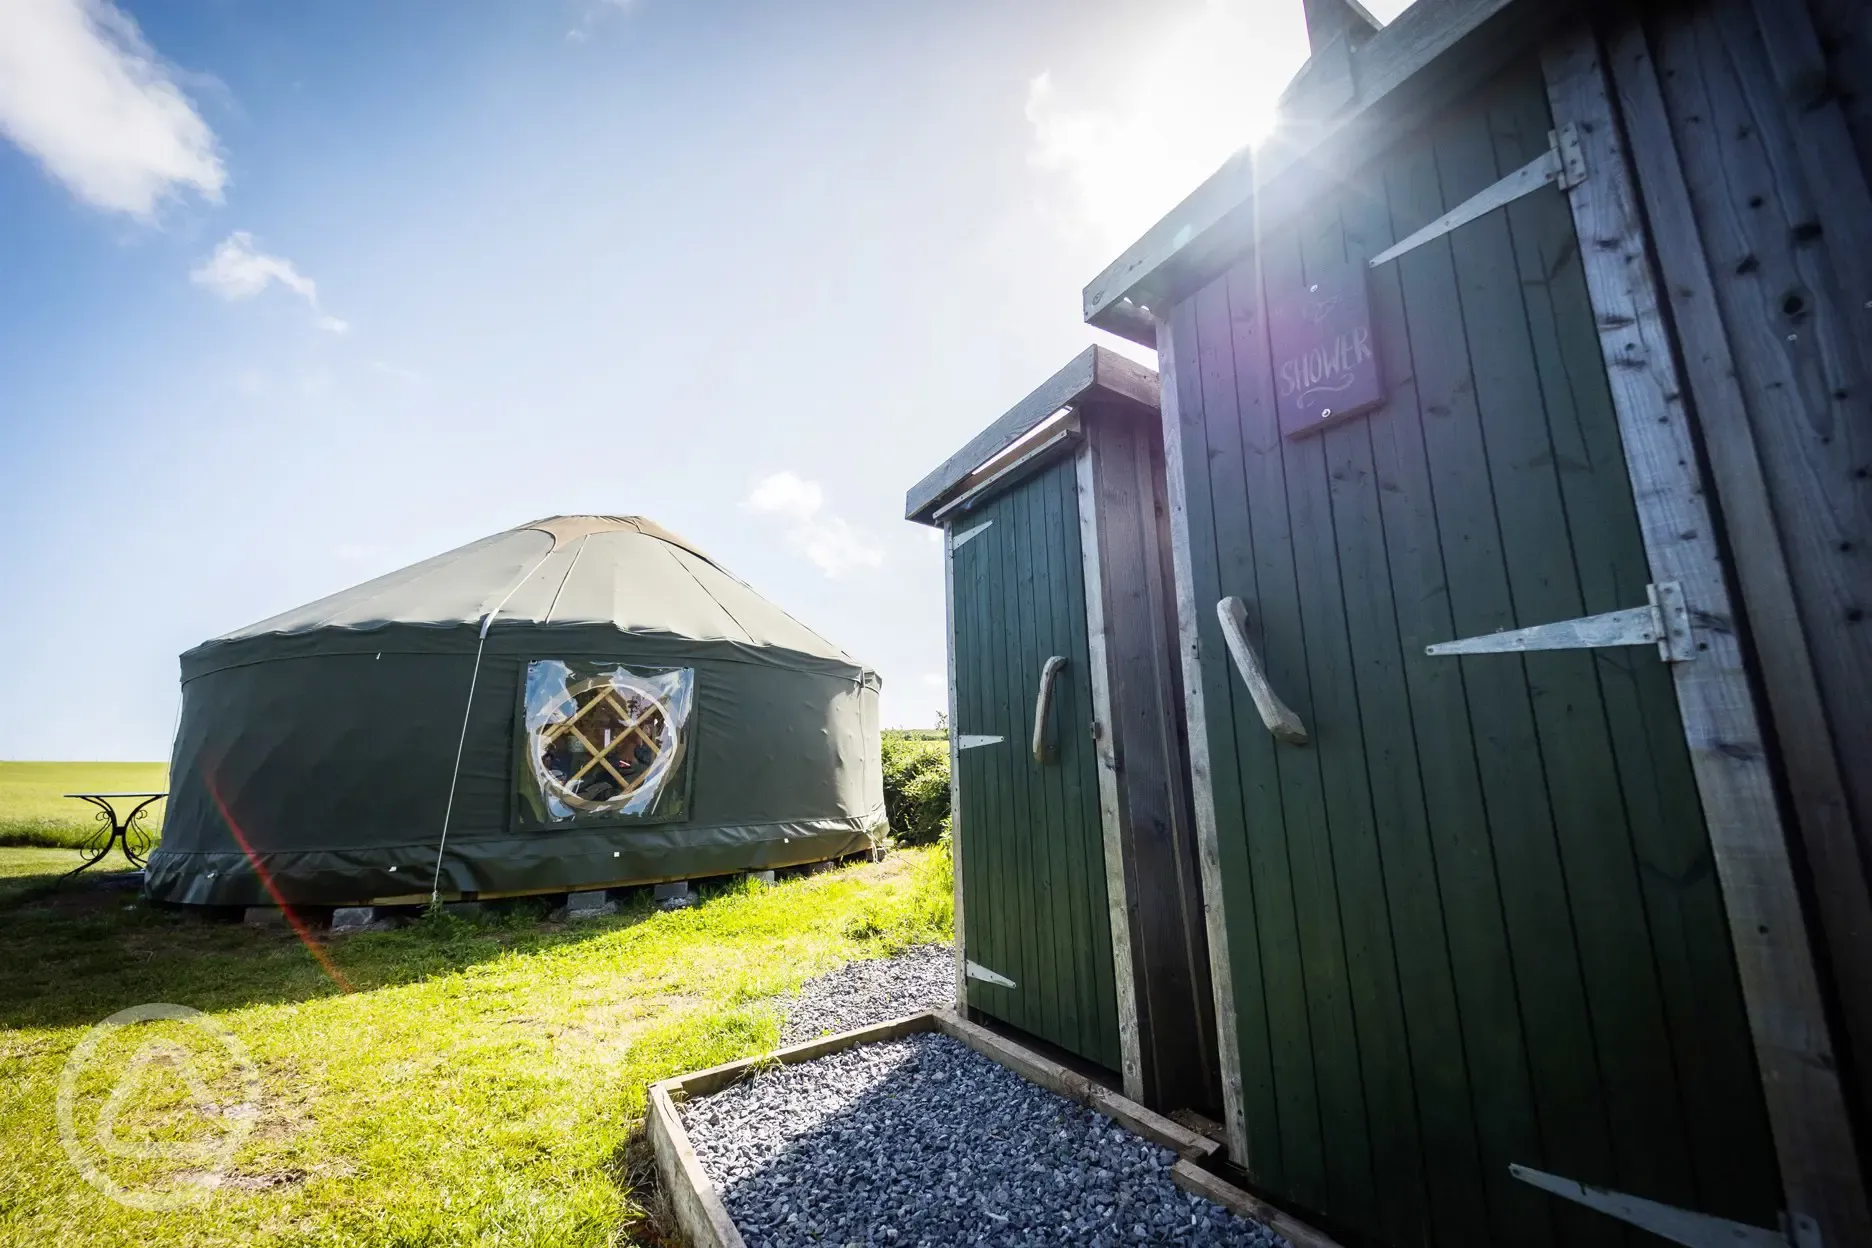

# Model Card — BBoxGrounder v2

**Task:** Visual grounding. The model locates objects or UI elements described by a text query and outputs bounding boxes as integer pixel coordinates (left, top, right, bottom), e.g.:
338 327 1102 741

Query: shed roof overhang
904 345 1158 526
1082 0 1575 346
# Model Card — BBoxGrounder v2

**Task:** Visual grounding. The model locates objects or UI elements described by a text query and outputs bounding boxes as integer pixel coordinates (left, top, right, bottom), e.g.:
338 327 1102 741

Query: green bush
881 730 950 846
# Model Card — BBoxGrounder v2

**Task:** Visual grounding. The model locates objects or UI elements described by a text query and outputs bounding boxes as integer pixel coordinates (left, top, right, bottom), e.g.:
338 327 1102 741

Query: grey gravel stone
782 945 955 1045
680 1032 1286 1248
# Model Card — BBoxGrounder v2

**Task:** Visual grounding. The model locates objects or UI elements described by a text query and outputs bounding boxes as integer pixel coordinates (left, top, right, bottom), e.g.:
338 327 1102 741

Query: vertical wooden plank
1056 456 1123 1068
1412 90 1622 1248
1220 246 1378 1230
1048 454 1105 1063
944 522 967 1010
1283 205 1430 1248
1156 298 1263 1171
1079 440 1146 1099
1021 471 1063 1044
1367 126 1562 1248
1492 56 1783 1228
1198 268 1328 1200
981 487 1024 1022
957 501 999 1010
1542 26 1872 1245
1804 0 1872 175
1040 464 1085 1047
1122 416 1223 1115
1608 11 1872 1148
1332 148 1499 1248
1698 0 1872 853
1455 67 1702 1218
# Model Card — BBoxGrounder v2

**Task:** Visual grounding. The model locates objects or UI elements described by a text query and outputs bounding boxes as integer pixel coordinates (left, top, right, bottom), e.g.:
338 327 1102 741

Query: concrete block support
243 906 288 928
654 881 694 910
566 890 617 920
330 906 378 934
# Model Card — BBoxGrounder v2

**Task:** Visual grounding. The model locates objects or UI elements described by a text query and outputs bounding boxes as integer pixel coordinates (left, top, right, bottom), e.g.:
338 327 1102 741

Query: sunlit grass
0 761 168 848
0 846 952 1247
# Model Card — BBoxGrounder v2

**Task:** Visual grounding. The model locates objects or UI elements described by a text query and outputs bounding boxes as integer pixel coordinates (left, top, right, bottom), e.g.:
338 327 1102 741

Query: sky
0 0 1411 761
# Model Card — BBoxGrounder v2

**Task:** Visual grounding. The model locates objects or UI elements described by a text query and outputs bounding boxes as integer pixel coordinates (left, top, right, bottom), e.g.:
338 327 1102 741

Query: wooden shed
1079 0 1872 1244
905 346 1223 1121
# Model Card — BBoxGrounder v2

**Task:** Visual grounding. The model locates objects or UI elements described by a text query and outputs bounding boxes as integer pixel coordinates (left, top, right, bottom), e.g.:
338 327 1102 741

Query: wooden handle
1032 655 1067 763
1216 598 1308 745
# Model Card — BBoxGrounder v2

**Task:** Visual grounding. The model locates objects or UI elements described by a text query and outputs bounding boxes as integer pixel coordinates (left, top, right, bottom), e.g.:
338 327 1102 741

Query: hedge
881 731 950 847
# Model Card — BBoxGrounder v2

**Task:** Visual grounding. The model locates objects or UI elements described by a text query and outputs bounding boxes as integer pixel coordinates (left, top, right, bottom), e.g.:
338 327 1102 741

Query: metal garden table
62 792 165 878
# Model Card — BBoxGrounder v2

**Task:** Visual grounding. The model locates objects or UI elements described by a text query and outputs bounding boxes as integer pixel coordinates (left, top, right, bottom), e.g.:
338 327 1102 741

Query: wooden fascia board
1082 0 1555 335
905 345 1159 526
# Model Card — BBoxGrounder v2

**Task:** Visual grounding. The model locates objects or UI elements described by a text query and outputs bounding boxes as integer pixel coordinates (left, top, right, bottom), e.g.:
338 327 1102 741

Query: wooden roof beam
903 345 1157 526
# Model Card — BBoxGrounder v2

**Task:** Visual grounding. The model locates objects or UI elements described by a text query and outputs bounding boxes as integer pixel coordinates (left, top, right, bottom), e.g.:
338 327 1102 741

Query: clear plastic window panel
520 661 695 824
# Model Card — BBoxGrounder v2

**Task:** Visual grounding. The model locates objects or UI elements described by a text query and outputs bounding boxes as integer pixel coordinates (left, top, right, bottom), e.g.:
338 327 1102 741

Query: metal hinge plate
950 520 993 550
1427 581 1693 662
1510 1164 1812 1247
956 735 1004 750
1371 123 1587 268
965 961 1016 988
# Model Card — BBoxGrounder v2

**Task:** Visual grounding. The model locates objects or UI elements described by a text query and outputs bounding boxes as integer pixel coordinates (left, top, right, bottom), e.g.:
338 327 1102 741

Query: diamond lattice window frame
515 659 697 828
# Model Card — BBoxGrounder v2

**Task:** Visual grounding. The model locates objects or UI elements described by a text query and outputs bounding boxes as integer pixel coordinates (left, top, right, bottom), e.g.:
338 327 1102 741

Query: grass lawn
0 761 169 847
0 845 952 1247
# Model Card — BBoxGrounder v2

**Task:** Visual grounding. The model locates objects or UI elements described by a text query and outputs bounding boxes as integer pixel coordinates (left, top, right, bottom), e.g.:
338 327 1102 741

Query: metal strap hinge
965 961 1015 988
1370 123 1587 268
950 519 993 550
1427 581 1694 662
956 734 1004 750
1510 1165 1817 1248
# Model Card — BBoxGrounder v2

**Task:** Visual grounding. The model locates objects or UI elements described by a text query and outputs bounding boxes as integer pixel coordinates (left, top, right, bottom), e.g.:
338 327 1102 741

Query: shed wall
1617 0 1872 1139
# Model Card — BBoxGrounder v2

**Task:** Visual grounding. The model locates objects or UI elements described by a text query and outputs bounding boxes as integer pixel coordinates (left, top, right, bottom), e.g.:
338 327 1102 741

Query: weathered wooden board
1543 23 1869 1245
1603 5 1872 1189
1081 413 1222 1118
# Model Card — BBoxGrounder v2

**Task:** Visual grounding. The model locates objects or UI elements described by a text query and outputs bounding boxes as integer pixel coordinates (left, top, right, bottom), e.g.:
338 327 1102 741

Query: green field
0 762 169 848
0 827 952 1245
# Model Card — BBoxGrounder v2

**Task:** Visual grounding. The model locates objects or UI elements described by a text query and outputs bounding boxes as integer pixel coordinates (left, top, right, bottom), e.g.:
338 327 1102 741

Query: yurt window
518 660 695 825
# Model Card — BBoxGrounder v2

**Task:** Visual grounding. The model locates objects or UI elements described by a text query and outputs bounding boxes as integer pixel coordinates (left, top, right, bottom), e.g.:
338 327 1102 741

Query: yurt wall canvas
147 516 885 907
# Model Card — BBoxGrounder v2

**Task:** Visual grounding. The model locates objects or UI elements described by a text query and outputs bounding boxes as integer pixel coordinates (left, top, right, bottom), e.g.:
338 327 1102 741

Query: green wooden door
950 452 1121 1071
1164 63 1782 1247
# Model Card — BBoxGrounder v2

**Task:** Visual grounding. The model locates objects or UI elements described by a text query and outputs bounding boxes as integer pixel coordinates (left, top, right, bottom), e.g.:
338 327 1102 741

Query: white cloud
742 471 884 579
1023 0 1311 249
191 232 348 333
566 0 636 42
0 0 225 218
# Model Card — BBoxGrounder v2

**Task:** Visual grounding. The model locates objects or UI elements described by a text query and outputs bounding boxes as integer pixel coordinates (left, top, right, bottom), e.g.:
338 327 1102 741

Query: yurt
146 515 885 907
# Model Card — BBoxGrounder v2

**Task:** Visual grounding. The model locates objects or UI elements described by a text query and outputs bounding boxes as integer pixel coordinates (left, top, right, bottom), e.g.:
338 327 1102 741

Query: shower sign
1269 262 1382 438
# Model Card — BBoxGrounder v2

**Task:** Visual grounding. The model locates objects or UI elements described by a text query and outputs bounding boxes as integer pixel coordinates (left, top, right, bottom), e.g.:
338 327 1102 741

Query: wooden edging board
645 1007 1338 1248
1171 1160 1346 1248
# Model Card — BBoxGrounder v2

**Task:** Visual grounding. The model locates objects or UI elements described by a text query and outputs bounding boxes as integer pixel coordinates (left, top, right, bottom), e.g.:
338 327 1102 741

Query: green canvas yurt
146 515 885 907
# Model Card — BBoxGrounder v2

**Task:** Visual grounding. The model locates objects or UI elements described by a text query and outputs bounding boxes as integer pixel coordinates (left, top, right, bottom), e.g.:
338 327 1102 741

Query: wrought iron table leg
59 796 158 880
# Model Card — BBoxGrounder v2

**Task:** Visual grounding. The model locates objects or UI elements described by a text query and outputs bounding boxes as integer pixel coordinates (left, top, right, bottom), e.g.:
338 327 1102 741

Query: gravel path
781 944 955 1045
680 1032 1287 1248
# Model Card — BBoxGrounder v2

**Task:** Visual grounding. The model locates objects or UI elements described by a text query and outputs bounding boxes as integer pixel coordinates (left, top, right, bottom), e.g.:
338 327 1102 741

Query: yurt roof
195 515 859 665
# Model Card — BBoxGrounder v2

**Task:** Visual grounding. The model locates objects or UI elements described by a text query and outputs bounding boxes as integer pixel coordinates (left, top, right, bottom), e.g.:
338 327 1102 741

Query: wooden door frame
943 519 968 1011
1075 441 1148 1103
1153 310 1253 1167
1541 23 1871 1244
